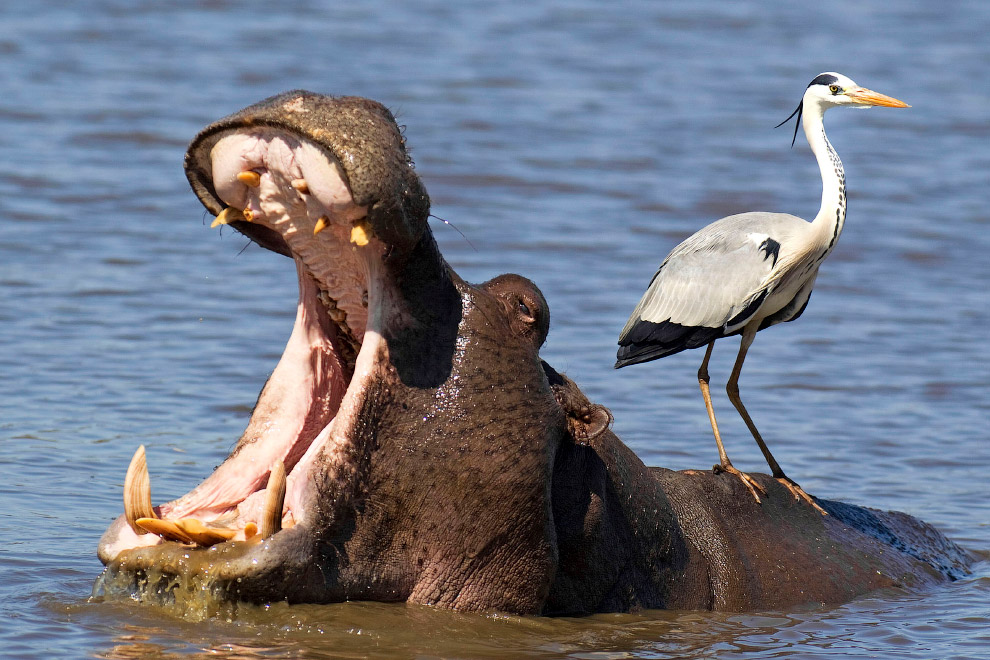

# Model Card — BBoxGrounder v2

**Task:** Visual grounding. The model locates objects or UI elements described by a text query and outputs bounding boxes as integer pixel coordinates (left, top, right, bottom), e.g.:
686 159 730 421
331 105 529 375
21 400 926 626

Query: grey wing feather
619 212 805 341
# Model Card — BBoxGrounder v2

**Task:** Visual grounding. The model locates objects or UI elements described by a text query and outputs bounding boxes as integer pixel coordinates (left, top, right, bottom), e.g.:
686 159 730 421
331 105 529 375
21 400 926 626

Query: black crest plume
775 100 803 148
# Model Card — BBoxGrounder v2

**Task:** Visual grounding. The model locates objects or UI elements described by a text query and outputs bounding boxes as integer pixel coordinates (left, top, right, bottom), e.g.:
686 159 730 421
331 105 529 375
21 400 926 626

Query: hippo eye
518 300 532 318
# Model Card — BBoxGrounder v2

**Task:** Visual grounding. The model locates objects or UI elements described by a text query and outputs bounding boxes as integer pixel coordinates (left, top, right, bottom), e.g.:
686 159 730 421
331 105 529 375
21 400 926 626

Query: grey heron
615 72 909 513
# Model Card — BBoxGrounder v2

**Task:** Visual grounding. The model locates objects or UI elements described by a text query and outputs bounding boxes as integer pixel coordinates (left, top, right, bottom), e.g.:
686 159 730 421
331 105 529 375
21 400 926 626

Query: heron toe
713 463 766 503
776 476 828 516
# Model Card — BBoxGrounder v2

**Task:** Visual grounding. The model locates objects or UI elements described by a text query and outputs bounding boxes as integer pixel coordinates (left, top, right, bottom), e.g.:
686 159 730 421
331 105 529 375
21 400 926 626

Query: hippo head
96 92 574 614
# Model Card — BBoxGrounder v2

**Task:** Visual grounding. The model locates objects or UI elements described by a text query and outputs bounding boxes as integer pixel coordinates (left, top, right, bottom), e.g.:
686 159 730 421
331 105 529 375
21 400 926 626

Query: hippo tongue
115 255 344 534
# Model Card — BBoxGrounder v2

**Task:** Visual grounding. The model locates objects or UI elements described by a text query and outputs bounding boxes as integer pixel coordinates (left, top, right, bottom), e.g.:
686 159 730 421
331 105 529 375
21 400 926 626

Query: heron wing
617 213 806 365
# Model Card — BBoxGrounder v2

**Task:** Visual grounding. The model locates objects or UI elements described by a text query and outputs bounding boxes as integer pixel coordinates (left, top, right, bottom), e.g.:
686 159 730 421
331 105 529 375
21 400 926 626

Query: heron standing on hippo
97 88 969 615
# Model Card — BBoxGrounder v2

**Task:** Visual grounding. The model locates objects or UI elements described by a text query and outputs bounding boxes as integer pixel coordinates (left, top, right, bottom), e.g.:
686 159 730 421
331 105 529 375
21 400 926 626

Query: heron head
804 72 910 109
776 72 909 147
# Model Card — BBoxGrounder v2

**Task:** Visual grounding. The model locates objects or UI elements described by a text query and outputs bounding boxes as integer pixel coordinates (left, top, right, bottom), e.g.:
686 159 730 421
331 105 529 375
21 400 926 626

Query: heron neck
803 102 846 252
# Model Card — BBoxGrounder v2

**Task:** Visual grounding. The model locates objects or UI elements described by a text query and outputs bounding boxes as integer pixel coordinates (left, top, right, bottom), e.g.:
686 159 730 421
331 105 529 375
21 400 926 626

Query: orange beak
846 87 911 108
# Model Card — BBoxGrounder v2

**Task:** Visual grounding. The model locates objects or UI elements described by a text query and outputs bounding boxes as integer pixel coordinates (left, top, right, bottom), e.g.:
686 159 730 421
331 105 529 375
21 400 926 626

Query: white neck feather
802 99 846 253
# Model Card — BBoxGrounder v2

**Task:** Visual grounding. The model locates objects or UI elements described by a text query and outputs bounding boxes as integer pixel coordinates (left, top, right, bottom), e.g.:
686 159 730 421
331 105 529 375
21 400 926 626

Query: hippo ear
541 361 613 445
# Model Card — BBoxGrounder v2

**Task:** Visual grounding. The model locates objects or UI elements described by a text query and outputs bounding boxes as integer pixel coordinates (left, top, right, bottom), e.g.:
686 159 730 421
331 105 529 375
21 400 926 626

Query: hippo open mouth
97 94 435 599
105 132 378 554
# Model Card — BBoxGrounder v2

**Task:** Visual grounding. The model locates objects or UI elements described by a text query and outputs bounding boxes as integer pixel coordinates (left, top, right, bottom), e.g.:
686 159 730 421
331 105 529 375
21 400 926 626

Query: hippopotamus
96 91 970 615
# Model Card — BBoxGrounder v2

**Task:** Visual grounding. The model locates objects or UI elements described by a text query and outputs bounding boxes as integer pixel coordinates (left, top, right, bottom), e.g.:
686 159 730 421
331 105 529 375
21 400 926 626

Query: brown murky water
2 1 988 658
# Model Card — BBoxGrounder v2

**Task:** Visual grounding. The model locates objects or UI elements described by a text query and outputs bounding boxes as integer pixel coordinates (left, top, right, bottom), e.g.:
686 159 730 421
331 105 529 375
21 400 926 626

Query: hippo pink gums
97 92 970 615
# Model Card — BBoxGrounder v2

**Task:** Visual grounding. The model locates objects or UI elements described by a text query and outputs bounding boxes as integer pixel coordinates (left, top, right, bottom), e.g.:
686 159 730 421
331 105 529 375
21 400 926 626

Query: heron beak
846 87 910 108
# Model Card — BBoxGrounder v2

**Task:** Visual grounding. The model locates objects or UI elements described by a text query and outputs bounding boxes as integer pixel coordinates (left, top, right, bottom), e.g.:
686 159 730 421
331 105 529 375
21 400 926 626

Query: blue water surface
1 1 988 658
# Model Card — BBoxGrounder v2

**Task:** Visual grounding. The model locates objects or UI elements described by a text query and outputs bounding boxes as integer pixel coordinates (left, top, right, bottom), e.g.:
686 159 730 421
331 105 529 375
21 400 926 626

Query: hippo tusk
125 445 263 546
135 517 195 544
291 178 309 194
174 518 239 546
136 515 256 547
260 460 286 539
123 445 157 535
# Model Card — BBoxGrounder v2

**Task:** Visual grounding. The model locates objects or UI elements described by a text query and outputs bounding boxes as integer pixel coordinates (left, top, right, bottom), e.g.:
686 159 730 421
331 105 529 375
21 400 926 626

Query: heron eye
829 84 840 95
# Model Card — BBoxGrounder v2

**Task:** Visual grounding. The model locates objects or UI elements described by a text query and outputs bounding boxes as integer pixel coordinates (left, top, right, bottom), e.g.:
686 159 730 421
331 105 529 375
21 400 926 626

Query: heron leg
698 340 764 503
726 327 826 516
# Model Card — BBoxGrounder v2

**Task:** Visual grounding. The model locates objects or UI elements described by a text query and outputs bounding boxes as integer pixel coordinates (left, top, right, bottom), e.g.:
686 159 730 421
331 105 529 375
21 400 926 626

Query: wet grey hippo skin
97 92 970 615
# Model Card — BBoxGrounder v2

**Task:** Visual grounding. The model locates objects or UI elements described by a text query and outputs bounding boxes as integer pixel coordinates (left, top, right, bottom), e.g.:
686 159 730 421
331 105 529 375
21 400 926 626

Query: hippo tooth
135 517 195 544
123 445 157 535
243 208 255 222
260 460 287 539
291 178 310 194
175 518 238 547
313 215 329 236
350 221 370 246
236 170 261 187
243 522 258 539
210 206 246 228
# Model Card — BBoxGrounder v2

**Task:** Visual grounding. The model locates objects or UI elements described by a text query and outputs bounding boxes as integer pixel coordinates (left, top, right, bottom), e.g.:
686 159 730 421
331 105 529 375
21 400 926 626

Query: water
1 1 988 657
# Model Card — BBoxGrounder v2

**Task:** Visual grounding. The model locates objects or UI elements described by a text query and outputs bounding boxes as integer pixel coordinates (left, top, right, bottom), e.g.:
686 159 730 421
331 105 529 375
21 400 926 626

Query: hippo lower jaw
97 127 396 602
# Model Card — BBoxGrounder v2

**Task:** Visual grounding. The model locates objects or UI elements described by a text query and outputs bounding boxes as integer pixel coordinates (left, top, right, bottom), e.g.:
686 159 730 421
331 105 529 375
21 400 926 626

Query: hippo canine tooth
260 460 286 539
236 170 261 187
291 178 310 194
123 445 157 535
313 215 329 236
210 206 247 228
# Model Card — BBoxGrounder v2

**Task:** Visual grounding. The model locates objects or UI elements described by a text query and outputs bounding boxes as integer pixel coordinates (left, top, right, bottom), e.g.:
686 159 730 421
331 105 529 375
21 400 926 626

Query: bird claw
712 463 765 503
776 476 827 516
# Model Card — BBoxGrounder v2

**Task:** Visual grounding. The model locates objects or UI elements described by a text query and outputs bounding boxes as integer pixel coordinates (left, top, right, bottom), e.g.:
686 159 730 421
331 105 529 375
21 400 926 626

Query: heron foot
775 476 827 516
712 463 765 503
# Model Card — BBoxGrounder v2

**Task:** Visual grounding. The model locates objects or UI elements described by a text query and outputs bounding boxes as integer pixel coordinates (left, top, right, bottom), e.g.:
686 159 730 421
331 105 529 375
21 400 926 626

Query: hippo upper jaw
97 94 447 604
184 91 431 259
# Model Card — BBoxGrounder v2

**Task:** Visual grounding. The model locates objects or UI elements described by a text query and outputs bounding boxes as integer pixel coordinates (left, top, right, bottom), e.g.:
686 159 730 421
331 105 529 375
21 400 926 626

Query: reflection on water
1 0 989 658
74 581 990 659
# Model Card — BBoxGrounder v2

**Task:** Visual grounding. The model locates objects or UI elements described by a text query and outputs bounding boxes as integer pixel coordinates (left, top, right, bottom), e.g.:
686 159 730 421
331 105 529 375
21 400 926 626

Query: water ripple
1 0 988 658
